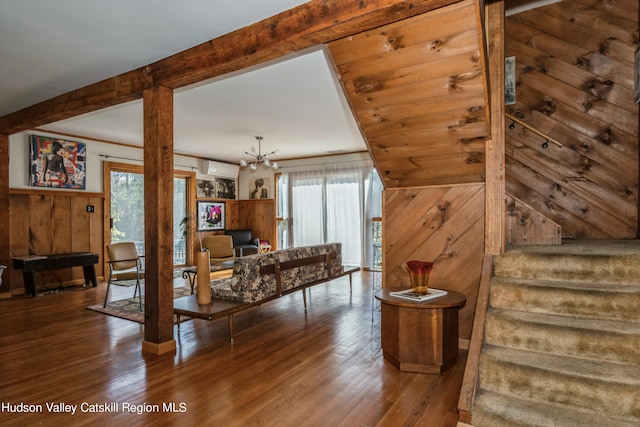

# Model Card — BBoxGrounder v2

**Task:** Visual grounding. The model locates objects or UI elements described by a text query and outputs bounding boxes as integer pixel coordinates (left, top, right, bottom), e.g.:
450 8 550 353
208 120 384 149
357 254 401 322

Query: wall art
197 201 225 231
29 135 86 189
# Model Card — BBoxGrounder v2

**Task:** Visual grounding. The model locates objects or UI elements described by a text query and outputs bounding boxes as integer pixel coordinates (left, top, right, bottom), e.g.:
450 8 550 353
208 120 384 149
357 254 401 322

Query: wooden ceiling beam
0 69 151 135
0 0 462 135
151 0 463 89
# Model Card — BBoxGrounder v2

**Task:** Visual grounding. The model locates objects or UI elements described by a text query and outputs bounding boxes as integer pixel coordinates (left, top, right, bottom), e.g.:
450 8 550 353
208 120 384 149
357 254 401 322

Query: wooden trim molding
10 188 104 198
141 339 176 355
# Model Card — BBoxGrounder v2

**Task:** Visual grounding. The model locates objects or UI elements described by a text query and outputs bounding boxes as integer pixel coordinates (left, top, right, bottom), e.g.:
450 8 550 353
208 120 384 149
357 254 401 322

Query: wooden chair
104 242 144 310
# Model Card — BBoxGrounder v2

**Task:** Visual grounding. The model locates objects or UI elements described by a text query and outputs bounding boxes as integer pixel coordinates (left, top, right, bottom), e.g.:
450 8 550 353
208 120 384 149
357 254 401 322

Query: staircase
470 240 640 427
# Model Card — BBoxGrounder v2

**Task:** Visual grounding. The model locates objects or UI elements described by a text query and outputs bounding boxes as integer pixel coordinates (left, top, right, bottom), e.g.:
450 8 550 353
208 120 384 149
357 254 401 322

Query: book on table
389 288 448 302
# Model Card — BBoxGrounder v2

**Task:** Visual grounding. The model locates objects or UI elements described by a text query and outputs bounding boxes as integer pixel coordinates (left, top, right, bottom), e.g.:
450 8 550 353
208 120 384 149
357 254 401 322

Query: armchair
224 229 260 256
201 235 236 265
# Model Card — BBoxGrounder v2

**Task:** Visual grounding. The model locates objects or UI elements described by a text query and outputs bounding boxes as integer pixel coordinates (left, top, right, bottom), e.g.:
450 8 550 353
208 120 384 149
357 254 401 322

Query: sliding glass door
277 161 382 268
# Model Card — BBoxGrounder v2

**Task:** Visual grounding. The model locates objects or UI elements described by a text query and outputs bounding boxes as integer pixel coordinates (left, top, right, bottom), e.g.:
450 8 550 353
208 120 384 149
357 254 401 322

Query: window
277 160 382 268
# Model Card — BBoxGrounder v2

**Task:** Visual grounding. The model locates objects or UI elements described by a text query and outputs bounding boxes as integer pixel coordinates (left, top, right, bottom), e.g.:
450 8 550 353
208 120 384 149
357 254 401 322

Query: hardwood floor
0 271 466 426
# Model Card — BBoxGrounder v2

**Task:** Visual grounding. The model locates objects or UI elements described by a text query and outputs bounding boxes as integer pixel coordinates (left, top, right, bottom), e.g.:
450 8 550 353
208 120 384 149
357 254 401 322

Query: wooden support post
142 85 176 354
485 0 506 255
0 134 9 296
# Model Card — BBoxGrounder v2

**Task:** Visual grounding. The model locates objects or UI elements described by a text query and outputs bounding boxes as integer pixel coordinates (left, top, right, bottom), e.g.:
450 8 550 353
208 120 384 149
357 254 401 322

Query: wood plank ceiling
328 0 489 188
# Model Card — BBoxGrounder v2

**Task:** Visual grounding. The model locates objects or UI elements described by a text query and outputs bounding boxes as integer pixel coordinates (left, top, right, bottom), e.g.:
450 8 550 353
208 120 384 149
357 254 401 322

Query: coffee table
182 261 234 294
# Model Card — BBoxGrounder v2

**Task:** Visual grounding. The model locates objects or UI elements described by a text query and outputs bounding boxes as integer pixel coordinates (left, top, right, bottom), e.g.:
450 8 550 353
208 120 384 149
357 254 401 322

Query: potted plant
180 213 211 304
179 213 204 253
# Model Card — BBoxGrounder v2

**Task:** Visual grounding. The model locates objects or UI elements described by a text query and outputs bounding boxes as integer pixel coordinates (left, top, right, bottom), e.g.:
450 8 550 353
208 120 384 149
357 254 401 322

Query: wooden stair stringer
505 193 562 245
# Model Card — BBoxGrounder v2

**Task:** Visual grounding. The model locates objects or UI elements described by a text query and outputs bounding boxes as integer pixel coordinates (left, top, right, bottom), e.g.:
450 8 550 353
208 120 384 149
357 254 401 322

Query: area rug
86 286 193 324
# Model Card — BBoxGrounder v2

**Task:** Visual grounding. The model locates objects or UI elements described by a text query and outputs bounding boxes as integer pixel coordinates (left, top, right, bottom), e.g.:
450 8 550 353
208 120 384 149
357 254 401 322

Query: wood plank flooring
0 271 466 426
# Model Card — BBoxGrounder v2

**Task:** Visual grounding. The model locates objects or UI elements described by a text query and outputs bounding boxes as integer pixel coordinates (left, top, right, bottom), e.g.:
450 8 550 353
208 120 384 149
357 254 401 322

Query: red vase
406 260 433 293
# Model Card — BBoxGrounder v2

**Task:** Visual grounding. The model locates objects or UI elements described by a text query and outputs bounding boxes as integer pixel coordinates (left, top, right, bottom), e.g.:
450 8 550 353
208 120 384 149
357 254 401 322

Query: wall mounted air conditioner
201 160 239 179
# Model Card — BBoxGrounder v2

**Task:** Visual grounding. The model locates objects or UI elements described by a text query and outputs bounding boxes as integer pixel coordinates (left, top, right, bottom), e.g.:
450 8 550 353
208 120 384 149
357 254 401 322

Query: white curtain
279 160 381 267
364 169 383 269
290 168 324 247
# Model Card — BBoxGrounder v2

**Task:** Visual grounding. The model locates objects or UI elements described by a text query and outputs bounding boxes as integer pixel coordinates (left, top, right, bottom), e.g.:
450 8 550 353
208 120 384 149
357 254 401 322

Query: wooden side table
375 288 466 374
258 244 272 254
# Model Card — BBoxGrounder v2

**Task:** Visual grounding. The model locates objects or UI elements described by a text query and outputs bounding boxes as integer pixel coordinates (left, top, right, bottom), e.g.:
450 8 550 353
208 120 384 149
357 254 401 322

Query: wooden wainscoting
8 189 104 295
382 183 485 340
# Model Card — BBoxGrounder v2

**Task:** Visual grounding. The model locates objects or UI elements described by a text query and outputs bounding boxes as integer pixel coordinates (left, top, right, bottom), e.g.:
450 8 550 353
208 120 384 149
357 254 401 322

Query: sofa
173 242 360 342
224 229 260 256
210 242 344 303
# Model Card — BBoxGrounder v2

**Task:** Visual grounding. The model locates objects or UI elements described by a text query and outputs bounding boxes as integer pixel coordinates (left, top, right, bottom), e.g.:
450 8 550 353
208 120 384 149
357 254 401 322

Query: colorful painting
30 135 86 189
197 201 225 231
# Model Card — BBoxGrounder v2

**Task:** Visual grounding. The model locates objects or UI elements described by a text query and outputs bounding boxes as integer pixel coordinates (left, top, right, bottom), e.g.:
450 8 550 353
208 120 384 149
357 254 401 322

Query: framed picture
196 179 216 199
215 177 236 199
505 56 516 105
197 201 225 231
29 134 86 189
249 177 270 199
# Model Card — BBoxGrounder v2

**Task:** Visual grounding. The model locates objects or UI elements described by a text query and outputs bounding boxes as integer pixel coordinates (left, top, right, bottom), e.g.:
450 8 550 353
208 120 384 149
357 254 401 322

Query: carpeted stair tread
484 308 640 366
472 390 639 427
480 345 640 387
487 308 640 337
494 250 640 285
478 346 640 422
490 277 640 322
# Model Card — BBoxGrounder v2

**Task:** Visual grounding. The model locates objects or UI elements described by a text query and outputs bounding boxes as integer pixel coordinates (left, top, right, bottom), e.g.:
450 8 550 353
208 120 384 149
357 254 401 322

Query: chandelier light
239 136 279 170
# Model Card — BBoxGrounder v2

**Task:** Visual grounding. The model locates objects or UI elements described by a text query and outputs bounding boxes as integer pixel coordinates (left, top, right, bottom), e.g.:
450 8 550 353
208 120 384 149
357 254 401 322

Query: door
104 161 191 267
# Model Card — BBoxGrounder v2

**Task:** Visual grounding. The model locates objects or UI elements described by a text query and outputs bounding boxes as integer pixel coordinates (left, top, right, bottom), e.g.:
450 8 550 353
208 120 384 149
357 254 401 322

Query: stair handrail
506 112 563 148
457 254 494 424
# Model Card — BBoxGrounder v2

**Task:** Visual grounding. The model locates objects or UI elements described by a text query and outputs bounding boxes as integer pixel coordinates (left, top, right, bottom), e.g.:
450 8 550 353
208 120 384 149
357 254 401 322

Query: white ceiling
0 0 553 164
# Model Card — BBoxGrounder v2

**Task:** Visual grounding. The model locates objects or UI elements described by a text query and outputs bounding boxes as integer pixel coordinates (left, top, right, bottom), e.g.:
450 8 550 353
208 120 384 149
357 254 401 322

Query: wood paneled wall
505 0 639 239
226 199 276 248
8 190 105 294
506 194 561 245
382 184 485 340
